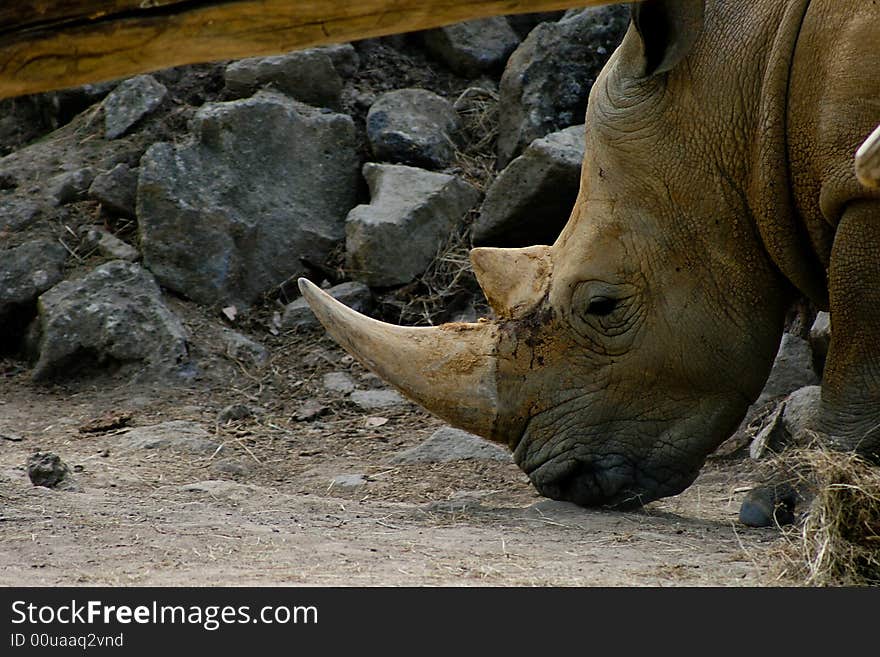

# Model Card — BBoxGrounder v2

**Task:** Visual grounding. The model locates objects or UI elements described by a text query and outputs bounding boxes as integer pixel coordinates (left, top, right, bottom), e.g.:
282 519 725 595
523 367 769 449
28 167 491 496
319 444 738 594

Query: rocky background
1 5 824 462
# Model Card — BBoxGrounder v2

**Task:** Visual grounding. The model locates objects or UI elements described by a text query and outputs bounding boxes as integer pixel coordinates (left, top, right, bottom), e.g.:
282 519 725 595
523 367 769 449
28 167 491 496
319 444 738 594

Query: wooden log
0 0 623 99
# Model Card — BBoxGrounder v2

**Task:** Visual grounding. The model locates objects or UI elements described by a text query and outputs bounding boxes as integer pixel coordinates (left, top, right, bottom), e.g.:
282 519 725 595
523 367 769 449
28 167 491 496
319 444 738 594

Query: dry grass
772 445 880 586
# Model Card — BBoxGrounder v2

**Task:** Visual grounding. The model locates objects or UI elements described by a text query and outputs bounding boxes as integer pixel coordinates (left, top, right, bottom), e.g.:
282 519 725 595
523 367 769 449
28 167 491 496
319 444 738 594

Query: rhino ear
631 0 704 76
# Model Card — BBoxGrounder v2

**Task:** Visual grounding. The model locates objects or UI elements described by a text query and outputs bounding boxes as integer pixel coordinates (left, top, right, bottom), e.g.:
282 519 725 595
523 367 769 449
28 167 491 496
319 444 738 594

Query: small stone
391 426 511 463
323 371 357 395
88 163 138 218
48 167 95 205
219 329 268 367
329 473 367 490
103 75 167 139
117 421 220 454
294 400 329 422
78 411 133 434
350 389 408 410
27 451 70 488
209 458 252 477
364 416 389 428
217 403 261 424
80 227 139 261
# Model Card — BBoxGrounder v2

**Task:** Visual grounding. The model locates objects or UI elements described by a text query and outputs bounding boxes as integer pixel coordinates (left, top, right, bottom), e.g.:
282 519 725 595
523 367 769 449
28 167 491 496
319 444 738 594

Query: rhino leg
819 201 880 458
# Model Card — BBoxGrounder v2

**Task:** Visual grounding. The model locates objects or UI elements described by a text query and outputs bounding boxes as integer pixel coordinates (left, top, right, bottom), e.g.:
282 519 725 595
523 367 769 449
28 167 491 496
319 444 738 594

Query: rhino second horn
297 278 502 440
470 246 552 320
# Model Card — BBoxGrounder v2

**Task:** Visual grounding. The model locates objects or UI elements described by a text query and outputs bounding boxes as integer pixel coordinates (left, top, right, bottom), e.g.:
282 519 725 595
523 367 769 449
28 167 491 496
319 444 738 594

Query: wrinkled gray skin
307 0 880 510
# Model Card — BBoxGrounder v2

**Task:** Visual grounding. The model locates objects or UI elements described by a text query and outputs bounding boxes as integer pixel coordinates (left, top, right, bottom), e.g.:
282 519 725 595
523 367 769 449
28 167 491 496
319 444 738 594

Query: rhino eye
586 297 618 317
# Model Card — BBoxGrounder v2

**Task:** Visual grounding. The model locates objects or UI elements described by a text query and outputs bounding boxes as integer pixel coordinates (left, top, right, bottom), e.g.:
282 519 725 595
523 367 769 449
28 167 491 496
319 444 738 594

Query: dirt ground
0 302 795 588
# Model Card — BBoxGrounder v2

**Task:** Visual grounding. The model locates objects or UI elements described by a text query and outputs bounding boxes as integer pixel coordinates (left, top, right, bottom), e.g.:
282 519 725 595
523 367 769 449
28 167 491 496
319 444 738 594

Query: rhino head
301 0 801 508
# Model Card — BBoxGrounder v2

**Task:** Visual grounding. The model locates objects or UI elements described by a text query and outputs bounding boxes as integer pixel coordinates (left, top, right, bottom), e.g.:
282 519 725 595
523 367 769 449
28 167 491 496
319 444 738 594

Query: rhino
300 0 880 516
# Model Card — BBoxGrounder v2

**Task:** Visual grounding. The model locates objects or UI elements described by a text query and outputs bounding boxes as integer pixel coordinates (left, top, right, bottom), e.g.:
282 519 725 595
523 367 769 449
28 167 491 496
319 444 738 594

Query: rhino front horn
297 278 501 440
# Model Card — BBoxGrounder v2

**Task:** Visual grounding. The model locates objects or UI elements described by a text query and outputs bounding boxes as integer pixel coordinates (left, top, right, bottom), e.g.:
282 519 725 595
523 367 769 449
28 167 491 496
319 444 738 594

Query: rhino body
302 0 880 509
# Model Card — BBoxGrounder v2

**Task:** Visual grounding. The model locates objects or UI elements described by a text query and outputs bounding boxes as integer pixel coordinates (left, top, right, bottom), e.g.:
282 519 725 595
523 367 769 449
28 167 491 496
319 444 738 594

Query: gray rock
329 473 368 490
48 167 95 205
79 227 140 261
27 451 71 488
323 371 357 395
217 403 263 423
138 92 359 307
423 18 521 76
88 163 138 218
118 420 219 454
391 426 511 463
31 261 189 382
219 328 268 367
350 389 408 410
209 458 253 477
506 12 567 39
294 400 329 422
0 197 41 232
756 333 820 405
346 163 480 287
474 124 584 246
809 311 831 376
366 89 462 169
282 281 372 331
225 50 343 109
315 43 360 78
0 240 67 319
497 6 630 167
781 385 823 444
103 75 167 139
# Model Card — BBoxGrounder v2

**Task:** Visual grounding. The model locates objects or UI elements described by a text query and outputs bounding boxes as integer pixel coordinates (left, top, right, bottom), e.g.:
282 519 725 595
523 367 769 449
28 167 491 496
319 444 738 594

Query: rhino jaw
297 278 502 440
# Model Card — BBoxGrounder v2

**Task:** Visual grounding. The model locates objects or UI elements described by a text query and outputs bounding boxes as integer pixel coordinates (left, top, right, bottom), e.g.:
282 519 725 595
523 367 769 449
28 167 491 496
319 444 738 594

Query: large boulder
474 124 585 247
138 91 359 307
30 260 189 381
0 240 67 349
345 163 480 287
496 6 630 168
422 18 521 76
366 89 462 170
224 49 344 109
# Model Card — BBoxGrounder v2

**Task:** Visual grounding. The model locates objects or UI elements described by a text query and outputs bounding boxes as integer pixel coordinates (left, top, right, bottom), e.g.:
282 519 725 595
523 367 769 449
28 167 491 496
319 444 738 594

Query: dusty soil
0 307 792 587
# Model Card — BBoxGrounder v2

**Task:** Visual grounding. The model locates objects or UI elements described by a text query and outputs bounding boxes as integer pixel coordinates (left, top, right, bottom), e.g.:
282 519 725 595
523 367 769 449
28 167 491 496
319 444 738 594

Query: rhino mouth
524 451 651 509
